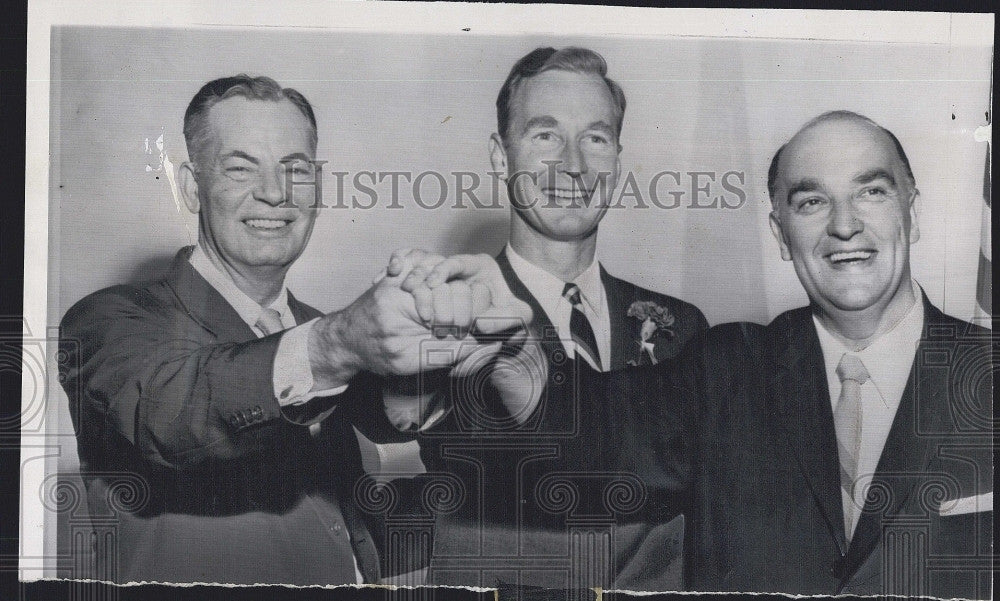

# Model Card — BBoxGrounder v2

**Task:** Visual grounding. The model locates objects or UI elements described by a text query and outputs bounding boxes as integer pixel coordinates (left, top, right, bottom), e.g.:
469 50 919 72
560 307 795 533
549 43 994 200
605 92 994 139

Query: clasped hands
308 250 546 421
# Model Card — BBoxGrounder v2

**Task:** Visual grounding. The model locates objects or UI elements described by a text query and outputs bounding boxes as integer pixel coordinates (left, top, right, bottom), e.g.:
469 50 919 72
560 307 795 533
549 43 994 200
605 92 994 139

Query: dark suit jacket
424 249 708 590
606 294 992 597
59 247 387 585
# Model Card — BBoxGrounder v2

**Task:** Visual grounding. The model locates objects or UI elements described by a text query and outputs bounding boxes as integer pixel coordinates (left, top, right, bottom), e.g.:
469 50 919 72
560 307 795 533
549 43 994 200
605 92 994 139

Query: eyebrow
220 151 314 164
785 178 822 202
585 121 616 137
220 150 259 164
281 152 313 163
521 116 559 134
852 168 896 187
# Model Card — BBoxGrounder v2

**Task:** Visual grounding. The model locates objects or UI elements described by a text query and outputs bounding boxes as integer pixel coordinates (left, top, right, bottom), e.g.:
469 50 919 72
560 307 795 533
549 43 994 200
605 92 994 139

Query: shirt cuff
381 375 450 432
274 318 349 406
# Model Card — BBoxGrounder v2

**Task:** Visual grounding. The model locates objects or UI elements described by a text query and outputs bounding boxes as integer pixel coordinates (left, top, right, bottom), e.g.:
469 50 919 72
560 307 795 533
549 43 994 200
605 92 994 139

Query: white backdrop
33 12 992 575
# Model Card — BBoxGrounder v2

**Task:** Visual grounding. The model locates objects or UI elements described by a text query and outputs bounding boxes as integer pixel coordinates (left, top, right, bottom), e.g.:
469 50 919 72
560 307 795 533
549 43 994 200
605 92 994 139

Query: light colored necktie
255 307 284 336
834 352 869 540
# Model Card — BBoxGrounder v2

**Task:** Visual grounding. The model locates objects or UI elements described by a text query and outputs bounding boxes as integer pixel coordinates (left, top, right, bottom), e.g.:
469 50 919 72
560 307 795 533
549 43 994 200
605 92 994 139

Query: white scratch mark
974 123 991 143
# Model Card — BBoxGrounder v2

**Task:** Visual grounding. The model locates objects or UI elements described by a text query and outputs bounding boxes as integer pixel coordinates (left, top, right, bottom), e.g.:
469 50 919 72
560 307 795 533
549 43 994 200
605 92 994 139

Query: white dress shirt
189 244 348 405
505 244 611 371
813 280 925 537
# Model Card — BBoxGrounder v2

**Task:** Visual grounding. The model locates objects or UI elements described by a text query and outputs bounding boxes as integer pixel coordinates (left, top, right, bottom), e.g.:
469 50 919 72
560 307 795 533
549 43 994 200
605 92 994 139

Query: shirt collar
505 244 604 315
813 280 925 404
188 243 291 328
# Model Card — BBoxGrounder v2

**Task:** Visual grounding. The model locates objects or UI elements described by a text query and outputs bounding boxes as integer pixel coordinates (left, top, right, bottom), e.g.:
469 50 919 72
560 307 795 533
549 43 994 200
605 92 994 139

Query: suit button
229 415 241 427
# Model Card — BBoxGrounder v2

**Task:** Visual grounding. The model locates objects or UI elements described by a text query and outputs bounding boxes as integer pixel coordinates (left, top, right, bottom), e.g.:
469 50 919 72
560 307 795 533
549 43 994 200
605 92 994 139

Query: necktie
562 283 601 371
834 352 869 540
255 307 285 336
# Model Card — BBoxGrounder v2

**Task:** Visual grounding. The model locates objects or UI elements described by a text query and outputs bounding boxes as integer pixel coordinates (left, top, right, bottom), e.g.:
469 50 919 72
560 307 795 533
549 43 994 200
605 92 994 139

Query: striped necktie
562 282 601 371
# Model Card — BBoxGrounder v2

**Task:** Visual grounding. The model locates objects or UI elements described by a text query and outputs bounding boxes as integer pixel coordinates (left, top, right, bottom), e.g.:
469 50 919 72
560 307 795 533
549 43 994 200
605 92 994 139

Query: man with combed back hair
416 46 707 591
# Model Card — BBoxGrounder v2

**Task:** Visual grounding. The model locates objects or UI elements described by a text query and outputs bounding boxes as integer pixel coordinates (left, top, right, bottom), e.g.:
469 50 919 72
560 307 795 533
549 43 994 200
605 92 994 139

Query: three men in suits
59 75 529 585
420 47 707 590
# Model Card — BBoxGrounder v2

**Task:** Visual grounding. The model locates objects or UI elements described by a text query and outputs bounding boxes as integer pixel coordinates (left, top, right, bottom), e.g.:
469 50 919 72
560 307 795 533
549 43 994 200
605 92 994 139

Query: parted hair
496 47 626 143
183 74 318 167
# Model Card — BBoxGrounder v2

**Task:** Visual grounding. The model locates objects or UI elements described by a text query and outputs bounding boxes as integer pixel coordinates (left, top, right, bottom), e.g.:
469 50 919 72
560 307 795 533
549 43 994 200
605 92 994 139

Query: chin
820 287 885 312
545 220 600 241
243 247 300 269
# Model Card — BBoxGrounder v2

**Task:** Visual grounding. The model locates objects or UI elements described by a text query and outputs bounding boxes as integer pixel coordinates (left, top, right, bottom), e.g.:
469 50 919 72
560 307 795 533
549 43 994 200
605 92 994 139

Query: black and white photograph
16 3 993 599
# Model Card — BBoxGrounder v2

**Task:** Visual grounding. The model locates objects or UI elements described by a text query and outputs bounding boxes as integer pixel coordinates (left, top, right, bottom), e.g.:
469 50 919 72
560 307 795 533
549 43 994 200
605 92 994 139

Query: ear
489 133 508 179
907 188 920 244
769 209 793 261
178 161 201 214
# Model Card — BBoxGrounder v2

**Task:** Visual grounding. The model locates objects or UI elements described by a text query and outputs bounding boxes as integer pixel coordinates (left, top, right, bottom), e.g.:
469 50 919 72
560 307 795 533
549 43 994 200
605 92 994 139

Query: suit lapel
770 308 849 555
166 246 319 339
164 247 257 343
497 249 559 339
840 296 949 581
287 290 322 325
601 269 640 370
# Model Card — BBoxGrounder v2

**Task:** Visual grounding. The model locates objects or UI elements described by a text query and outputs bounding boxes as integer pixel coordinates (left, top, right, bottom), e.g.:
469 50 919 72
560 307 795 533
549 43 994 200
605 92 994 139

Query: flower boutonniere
626 300 676 366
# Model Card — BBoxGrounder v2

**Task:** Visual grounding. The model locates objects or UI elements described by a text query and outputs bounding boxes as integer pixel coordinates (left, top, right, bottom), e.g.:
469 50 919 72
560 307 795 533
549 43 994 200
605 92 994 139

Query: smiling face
492 69 621 241
183 96 319 280
769 117 919 318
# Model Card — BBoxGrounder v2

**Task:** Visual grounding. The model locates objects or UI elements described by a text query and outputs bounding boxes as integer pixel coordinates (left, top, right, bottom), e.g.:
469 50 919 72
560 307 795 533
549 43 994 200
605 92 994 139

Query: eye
224 166 253 181
794 196 827 214
858 186 888 199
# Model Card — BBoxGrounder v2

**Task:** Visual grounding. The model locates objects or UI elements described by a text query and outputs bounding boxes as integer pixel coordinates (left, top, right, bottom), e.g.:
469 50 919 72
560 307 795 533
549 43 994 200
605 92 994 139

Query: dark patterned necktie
562 282 601 371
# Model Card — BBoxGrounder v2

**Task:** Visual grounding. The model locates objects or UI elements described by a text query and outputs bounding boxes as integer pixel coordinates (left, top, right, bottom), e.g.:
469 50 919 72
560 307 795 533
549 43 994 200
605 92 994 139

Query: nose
558 142 588 176
826 197 864 240
254 165 286 206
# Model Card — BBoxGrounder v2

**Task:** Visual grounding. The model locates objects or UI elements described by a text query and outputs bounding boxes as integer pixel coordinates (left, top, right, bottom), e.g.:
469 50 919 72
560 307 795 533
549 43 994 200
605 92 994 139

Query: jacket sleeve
59 285 338 470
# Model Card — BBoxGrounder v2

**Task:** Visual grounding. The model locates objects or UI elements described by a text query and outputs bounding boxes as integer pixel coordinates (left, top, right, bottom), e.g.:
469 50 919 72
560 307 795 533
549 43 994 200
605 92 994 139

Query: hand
400 253 533 336
402 253 543 423
386 248 446 280
307 252 530 384
450 328 548 425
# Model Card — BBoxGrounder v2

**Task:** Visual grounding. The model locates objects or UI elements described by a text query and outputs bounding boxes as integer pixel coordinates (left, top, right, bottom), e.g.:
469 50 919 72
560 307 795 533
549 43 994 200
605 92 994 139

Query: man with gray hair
59 74 530 586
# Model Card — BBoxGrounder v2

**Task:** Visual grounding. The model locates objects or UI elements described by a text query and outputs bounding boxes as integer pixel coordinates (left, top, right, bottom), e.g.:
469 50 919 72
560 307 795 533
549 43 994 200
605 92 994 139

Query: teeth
245 219 287 229
830 250 874 263
546 189 588 199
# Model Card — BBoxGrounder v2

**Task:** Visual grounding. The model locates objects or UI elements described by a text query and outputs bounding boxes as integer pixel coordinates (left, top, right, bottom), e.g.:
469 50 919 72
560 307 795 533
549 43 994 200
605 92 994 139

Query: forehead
204 96 315 154
777 119 904 189
510 69 617 126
